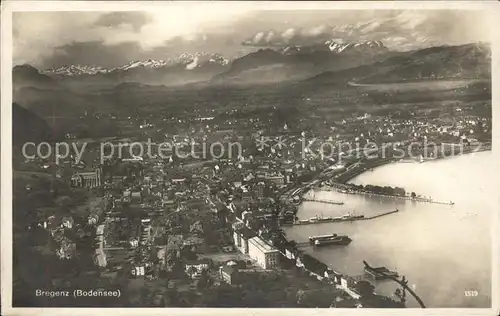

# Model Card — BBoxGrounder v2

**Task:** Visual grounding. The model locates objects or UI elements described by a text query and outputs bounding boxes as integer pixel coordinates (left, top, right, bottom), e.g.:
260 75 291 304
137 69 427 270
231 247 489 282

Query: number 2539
464 290 478 297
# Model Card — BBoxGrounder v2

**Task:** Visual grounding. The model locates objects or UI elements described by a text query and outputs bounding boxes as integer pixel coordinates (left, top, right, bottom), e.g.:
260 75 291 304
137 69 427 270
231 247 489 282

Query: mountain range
12 41 491 134
38 40 395 86
28 41 490 89
41 53 230 88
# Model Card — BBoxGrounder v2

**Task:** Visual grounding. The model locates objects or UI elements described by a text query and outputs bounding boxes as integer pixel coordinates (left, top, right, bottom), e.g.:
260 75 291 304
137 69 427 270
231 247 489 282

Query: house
220 265 239 285
162 197 176 207
95 248 107 267
297 253 329 280
132 266 146 277
88 215 98 226
183 236 205 248
171 177 187 184
129 238 139 248
235 226 256 254
56 238 77 260
185 259 211 278
131 191 142 203
61 216 74 229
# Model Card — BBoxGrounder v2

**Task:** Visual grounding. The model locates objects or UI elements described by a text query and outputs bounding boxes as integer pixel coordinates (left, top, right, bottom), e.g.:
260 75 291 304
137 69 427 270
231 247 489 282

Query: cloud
304 24 329 37
281 28 297 42
265 31 276 44
13 9 491 68
13 12 100 66
241 10 491 50
13 7 253 67
93 12 151 32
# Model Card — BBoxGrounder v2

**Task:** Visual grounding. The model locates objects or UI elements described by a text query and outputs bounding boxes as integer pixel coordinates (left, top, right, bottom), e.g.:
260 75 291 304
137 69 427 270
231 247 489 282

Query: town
13 91 491 307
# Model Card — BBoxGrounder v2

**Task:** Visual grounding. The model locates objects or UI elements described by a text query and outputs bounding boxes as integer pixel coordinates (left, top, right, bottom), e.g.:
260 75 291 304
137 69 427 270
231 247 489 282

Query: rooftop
238 226 257 240
248 236 278 254
221 265 237 275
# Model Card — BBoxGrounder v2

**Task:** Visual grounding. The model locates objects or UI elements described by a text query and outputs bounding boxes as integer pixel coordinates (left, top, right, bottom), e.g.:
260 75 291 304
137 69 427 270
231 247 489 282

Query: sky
12 8 491 69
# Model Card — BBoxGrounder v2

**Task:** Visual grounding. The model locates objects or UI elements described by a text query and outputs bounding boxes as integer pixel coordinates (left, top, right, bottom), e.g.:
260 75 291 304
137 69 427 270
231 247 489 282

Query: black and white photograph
1 1 499 313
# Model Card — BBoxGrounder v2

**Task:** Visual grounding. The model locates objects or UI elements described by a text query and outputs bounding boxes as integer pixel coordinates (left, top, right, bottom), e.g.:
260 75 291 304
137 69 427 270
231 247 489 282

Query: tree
353 280 375 298
197 269 211 291
411 192 416 198
55 195 73 211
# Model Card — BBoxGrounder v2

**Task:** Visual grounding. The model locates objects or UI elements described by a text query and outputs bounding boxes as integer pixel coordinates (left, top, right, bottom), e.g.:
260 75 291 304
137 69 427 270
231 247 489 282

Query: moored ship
309 233 338 243
314 235 352 246
338 212 364 220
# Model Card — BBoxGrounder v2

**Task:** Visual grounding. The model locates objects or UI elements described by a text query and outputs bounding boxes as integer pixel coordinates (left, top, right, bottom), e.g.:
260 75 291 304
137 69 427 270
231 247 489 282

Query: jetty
359 209 399 220
302 198 344 205
285 209 399 226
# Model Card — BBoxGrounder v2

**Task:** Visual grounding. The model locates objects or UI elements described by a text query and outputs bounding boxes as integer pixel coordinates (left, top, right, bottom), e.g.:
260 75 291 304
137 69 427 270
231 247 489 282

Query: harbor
316 184 455 206
282 151 492 308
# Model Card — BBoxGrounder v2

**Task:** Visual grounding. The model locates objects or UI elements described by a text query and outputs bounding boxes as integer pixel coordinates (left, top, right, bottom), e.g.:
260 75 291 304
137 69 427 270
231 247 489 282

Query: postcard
1 1 499 315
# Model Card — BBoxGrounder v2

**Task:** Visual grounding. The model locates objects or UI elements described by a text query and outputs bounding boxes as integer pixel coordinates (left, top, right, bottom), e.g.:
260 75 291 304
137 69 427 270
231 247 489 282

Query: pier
302 198 344 205
285 209 399 226
360 209 399 220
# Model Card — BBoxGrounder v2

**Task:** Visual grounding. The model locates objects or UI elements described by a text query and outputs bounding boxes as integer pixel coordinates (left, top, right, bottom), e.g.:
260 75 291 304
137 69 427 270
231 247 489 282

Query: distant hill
12 102 52 145
212 41 392 85
13 65 63 91
304 43 491 87
11 42 491 129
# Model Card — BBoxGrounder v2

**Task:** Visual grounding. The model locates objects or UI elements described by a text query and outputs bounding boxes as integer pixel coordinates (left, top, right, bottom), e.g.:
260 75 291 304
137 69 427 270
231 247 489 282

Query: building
61 216 74 229
140 218 152 245
256 182 266 198
265 173 285 185
185 259 211 278
95 248 107 267
238 227 256 254
233 228 242 248
132 266 145 277
232 224 256 254
71 168 102 188
248 236 280 269
220 265 239 285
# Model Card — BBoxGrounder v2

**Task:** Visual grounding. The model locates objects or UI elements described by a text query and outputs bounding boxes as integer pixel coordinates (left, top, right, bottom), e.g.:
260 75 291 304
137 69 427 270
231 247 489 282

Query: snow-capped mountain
114 53 228 72
325 40 387 53
280 40 389 56
43 64 109 76
44 53 229 76
215 40 392 85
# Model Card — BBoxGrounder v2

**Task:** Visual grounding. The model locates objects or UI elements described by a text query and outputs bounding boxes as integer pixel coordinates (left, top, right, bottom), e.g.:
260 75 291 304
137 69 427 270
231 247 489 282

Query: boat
338 212 365 221
314 235 352 246
309 233 338 243
308 214 333 222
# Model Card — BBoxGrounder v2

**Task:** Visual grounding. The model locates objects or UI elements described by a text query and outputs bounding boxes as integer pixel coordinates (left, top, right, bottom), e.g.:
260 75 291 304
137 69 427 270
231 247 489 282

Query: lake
283 151 493 308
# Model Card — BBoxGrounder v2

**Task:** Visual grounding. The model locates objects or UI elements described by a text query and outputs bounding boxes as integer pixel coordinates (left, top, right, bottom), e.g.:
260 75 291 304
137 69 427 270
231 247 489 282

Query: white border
1 1 499 316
